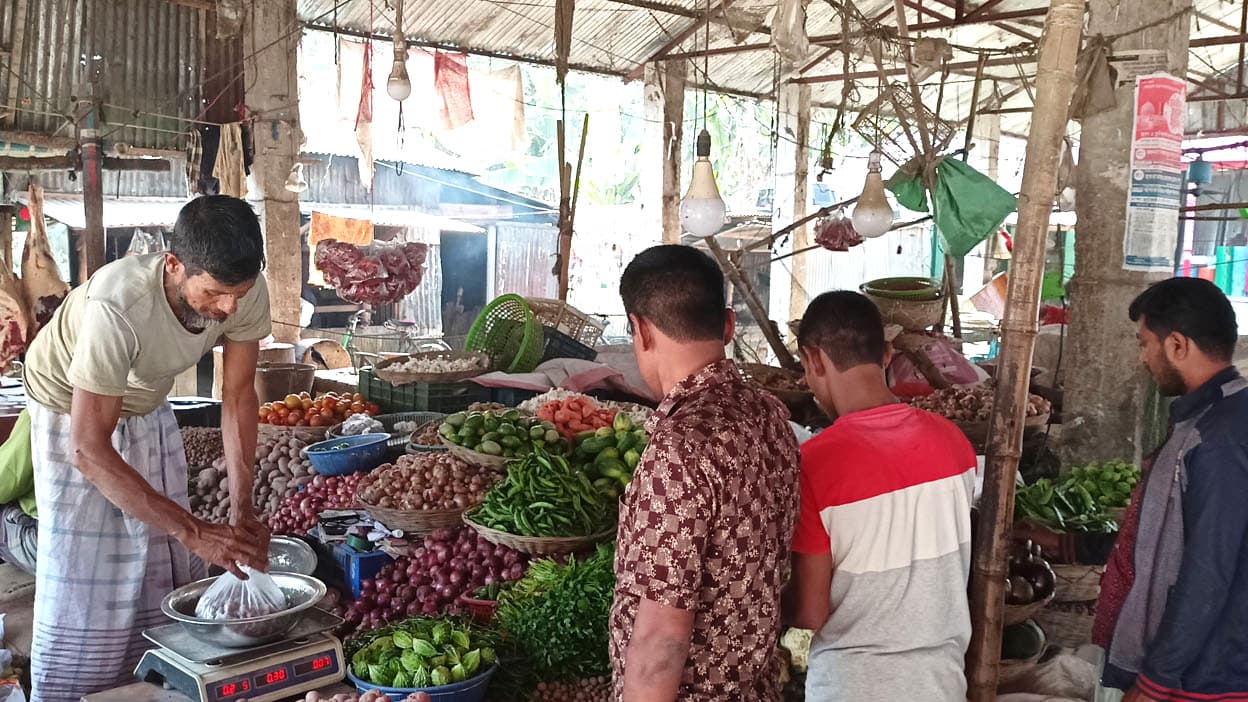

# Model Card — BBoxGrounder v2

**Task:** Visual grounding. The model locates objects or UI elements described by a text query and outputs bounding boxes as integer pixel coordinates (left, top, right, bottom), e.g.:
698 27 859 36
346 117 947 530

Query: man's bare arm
69 388 267 577
220 338 261 525
621 598 695 702
787 552 834 631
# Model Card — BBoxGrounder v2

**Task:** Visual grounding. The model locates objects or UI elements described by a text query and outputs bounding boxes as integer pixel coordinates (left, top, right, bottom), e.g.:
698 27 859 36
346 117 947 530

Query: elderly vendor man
22 195 272 701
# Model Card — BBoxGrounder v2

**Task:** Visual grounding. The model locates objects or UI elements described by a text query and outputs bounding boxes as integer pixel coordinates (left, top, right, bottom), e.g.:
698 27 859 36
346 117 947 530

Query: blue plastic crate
332 543 392 599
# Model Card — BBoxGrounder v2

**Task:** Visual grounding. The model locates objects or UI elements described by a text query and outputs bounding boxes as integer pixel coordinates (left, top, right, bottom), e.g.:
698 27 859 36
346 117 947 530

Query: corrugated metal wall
494 222 558 299
8 167 190 198
0 0 204 151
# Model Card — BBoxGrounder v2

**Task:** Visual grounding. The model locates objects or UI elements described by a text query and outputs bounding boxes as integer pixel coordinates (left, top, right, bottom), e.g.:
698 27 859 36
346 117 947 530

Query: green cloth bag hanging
0 409 36 518
888 157 1017 258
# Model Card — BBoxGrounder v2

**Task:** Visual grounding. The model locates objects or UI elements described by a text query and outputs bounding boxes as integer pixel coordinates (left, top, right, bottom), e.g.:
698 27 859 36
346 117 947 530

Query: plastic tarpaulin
888 157 1017 258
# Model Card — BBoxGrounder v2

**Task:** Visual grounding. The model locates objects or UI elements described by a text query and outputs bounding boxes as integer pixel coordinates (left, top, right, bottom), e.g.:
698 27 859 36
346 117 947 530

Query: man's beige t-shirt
24 253 271 416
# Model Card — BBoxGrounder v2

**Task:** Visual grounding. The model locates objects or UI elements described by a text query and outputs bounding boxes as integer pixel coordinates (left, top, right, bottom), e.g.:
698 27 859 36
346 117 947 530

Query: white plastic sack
195 566 288 620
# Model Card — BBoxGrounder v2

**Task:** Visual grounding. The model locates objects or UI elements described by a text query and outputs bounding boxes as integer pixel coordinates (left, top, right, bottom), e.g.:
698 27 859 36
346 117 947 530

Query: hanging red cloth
434 52 474 130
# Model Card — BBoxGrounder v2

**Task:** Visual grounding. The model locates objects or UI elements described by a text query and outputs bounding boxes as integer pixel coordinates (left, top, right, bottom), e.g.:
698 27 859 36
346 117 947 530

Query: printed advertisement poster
1124 73 1185 272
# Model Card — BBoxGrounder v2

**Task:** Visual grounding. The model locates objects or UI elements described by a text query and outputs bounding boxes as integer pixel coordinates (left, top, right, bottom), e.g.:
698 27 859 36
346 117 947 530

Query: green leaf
367 663 387 685
393 671 411 688
451 630 472 651
479 647 496 665
392 631 414 649
431 666 451 687
400 649 424 673
432 623 451 646
410 639 438 658
451 663 467 683
463 649 482 675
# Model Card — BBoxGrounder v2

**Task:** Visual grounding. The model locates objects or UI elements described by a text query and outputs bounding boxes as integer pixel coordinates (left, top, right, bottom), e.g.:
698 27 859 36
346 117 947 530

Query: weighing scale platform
127 608 348 702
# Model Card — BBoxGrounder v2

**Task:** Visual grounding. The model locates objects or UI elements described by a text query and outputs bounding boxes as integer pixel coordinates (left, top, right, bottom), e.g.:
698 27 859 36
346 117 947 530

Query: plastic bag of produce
194 566 288 620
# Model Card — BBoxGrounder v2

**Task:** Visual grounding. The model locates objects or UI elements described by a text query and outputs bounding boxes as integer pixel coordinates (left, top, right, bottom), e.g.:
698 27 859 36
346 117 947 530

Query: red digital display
253 666 289 688
294 655 335 676
216 678 251 697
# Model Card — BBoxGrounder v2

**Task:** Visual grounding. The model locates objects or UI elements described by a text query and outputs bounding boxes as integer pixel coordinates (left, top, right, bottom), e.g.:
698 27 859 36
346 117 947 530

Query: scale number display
209 649 340 702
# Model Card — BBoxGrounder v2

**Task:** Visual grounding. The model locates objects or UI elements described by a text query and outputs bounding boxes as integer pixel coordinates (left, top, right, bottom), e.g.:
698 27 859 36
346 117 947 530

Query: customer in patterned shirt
787 290 977 701
609 245 801 702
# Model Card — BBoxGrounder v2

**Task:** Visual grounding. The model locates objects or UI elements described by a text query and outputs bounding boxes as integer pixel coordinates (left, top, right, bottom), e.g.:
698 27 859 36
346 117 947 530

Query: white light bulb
851 150 894 238
387 33 412 101
680 129 727 237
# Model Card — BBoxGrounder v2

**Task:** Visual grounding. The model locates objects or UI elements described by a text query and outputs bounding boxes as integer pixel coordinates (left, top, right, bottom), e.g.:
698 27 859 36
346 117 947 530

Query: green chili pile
470 450 617 538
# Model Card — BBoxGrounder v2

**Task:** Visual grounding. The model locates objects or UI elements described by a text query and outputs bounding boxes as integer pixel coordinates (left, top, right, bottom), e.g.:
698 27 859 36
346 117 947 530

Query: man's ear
1165 331 1190 362
723 308 736 346
634 315 656 352
801 346 826 377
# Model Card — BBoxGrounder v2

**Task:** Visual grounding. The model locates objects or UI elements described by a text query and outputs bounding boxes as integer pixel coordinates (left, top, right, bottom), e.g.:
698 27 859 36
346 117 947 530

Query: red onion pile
343 526 529 634
268 472 366 535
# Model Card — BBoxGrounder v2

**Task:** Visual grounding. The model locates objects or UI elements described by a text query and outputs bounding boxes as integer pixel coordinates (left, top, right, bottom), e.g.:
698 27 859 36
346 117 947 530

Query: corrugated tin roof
301 202 485 231
298 0 1248 138
15 193 188 229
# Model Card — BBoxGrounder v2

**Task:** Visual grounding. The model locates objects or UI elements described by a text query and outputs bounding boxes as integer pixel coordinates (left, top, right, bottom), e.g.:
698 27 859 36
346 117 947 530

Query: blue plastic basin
346 663 497 702
303 433 390 476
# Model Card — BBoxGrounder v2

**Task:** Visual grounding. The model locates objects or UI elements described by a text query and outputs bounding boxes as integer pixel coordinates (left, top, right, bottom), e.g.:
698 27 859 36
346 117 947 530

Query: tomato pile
536 396 619 440
258 392 382 428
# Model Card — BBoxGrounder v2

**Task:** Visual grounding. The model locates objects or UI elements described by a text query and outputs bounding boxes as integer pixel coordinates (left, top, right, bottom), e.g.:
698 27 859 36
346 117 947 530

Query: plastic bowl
303 433 391 476
861 276 943 301
347 663 497 702
456 593 499 623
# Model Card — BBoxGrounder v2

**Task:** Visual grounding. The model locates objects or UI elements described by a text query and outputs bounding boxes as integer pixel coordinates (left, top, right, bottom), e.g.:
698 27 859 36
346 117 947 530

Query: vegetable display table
83 681 355 702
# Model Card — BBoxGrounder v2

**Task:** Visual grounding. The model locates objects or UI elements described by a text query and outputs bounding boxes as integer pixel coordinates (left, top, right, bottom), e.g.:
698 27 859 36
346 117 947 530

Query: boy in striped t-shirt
786 291 977 701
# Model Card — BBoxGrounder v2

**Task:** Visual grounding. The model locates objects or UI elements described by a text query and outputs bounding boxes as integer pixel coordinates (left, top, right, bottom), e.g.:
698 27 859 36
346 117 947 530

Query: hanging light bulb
851 149 894 238
680 128 727 237
387 31 412 101
284 162 308 193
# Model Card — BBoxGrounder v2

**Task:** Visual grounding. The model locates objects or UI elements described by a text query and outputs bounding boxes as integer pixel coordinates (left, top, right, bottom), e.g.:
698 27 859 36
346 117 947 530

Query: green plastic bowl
861 276 943 301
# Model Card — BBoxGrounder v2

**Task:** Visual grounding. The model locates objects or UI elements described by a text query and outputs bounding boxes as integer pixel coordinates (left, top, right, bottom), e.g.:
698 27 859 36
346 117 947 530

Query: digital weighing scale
134 608 346 702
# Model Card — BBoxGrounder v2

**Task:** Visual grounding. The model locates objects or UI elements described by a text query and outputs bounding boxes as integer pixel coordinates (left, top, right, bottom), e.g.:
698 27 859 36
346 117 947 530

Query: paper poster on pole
1123 73 1185 272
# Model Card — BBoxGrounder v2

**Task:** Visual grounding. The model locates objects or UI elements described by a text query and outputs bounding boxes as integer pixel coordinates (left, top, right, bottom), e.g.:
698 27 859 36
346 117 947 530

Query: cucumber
581 437 611 454
479 440 503 456
613 412 633 432
446 412 467 428
594 427 615 439
594 447 621 465
616 431 638 453
530 425 547 440
498 423 517 437
500 435 523 448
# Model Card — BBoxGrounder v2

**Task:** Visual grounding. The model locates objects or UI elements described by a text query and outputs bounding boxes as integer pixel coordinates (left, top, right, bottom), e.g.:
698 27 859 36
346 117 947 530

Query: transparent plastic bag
195 566 288 620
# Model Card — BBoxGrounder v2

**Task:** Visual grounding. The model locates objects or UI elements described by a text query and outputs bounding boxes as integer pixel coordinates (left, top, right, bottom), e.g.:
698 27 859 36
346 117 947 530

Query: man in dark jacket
1096 277 1248 702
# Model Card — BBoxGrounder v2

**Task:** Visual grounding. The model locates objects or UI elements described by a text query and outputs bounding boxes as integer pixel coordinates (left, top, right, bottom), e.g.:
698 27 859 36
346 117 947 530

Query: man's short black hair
797 290 887 371
169 195 265 285
619 245 726 342
1129 277 1238 362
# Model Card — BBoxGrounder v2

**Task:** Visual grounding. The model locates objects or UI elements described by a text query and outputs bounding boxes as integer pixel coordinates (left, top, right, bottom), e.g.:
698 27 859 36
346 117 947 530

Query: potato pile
530 678 612 702
356 453 500 511
188 431 316 524
252 433 317 520
909 383 1051 422
181 427 224 468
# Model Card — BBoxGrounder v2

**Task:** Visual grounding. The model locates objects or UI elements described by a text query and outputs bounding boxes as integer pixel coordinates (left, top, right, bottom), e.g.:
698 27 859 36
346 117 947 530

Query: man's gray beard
174 292 212 332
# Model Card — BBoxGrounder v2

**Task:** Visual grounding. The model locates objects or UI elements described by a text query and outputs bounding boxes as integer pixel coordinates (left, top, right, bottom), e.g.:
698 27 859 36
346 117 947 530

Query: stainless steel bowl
161 573 327 649
268 536 318 575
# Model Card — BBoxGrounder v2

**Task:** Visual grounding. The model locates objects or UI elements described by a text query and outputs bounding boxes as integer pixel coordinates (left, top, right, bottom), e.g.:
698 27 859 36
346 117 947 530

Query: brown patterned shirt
610 359 800 701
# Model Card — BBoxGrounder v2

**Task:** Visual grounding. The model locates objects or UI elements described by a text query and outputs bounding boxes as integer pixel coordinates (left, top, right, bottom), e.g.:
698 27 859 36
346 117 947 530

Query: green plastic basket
465 294 545 373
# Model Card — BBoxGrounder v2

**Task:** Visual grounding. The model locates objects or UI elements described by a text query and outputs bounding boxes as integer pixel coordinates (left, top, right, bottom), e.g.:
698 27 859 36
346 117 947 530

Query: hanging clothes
434 52 474 130
212 123 248 198
356 42 375 191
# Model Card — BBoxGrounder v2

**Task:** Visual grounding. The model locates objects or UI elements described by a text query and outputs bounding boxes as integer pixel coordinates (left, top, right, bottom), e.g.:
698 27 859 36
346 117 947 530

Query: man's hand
178 519 269 579
232 511 272 569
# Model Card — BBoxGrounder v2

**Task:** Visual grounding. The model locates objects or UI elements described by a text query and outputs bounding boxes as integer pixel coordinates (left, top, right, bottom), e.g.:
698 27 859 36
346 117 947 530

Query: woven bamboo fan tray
441 438 514 471
257 423 329 443
359 498 475 537
1003 591 1056 626
372 351 493 386
462 510 616 555
1051 564 1105 603
1034 601 1097 648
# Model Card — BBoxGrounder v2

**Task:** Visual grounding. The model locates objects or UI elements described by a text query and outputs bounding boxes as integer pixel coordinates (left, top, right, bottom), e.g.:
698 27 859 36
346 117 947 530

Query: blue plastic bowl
304 433 390 476
347 663 497 702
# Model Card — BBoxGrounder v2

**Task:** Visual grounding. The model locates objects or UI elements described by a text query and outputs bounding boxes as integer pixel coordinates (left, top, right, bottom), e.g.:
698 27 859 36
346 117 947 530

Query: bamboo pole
965 0 1085 699
705 236 800 371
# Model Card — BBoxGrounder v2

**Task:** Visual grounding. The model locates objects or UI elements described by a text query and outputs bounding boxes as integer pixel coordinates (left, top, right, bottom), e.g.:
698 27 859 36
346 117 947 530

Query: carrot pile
536 396 618 440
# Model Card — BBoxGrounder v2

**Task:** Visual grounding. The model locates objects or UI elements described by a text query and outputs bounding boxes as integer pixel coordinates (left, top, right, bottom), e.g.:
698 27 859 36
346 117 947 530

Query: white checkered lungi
28 401 205 702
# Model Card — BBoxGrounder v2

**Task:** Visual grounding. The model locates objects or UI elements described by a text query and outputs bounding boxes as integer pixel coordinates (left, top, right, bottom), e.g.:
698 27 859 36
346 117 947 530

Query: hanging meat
314 239 428 306
21 184 68 331
0 263 30 372
814 211 863 252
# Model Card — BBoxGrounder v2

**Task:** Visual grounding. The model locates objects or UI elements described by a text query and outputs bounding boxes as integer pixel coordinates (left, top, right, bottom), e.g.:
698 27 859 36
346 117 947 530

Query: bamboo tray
462 509 615 555
358 498 474 537
372 351 492 386
441 439 513 471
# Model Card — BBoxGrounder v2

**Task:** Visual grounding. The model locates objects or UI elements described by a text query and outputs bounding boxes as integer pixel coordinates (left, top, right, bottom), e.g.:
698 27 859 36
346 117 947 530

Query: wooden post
78 58 106 282
245 0 304 343
787 85 812 326
557 115 589 301
707 236 799 370
966 0 1085 699
642 61 686 244
771 82 811 334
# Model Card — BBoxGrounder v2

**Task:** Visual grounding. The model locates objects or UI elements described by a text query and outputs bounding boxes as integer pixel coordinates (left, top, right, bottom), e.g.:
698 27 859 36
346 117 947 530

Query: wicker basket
328 411 448 451
258 423 329 443
1051 564 1105 602
462 510 616 555
1004 591 1056 626
526 298 607 346
862 289 946 330
358 499 475 537
372 352 492 386
466 295 545 374
441 438 513 471
1035 600 1097 648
